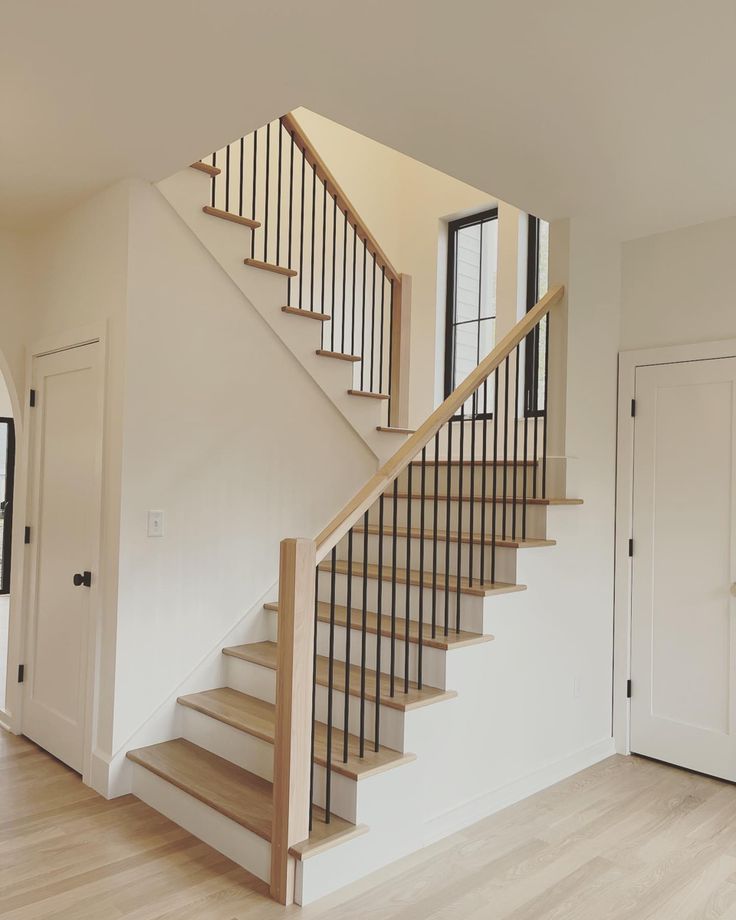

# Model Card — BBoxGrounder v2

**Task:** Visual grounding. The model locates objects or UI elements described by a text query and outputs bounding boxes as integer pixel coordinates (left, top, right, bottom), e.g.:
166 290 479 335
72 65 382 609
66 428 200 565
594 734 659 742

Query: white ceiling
2 0 735 240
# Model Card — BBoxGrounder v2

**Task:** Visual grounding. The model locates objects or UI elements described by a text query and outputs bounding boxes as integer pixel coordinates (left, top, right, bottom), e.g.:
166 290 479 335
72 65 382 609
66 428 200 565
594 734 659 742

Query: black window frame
444 206 499 419
524 215 547 417
0 417 15 595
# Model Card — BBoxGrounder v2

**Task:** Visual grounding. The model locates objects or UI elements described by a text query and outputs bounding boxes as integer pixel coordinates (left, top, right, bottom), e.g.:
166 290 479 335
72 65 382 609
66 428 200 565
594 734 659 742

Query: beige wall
294 109 525 428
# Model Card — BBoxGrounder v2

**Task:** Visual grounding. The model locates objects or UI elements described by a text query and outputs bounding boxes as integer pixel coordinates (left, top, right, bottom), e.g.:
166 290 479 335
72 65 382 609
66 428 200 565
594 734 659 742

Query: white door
23 342 102 773
630 357 736 780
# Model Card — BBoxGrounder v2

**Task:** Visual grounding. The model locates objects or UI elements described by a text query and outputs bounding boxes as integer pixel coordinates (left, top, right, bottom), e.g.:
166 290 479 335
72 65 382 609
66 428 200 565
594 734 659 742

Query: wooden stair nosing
202 205 260 229
391 491 584 507
318 559 525 599
243 257 298 277
377 426 415 434
263 601 493 651
190 161 220 177
177 688 415 781
223 641 458 712
316 349 362 363
353 523 556 551
347 389 390 400
282 305 330 321
126 738 364 860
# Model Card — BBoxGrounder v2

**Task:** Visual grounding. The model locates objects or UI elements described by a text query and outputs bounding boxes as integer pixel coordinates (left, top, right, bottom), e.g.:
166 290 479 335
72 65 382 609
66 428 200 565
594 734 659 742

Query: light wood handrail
314 284 565 560
280 111 400 284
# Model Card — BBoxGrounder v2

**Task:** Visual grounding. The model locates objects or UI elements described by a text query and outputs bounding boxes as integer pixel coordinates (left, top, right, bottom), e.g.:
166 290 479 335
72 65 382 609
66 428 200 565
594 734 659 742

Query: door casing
614 338 736 755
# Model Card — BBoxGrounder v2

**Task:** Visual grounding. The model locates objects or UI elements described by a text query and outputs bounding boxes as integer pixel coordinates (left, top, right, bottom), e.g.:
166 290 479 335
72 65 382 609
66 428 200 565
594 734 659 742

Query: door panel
23 342 102 773
631 357 736 780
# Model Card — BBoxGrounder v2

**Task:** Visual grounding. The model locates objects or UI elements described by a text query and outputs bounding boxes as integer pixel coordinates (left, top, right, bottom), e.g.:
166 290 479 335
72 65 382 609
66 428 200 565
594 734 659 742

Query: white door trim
5 321 108 787
614 337 736 755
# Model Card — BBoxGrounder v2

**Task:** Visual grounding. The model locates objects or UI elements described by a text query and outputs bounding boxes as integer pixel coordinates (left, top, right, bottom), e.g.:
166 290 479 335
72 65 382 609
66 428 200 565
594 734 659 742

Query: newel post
389 272 412 429
270 537 316 904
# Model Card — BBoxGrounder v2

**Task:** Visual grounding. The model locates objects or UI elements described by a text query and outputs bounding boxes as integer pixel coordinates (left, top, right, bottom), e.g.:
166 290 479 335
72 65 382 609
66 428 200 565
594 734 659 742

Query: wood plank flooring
3 728 736 918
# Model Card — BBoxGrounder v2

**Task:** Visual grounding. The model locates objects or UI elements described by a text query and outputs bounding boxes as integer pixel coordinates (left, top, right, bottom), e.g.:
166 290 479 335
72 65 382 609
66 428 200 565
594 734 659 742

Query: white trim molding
614 337 736 754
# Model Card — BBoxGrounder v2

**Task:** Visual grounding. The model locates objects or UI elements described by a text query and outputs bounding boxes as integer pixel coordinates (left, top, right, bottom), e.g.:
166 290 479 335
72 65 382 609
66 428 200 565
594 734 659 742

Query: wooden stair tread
202 205 260 229
282 306 330 321
243 258 297 277
190 162 220 177
126 739 362 859
177 688 415 780
392 491 583 506
264 601 493 651
347 389 390 400
354 523 555 550
318 559 525 599
316 349 361 363
223 642 457 711
377 426 415 434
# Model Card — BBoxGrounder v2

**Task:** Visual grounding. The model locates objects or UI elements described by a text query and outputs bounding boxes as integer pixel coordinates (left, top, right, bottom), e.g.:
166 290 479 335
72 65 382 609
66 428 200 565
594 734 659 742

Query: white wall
112 180 375 755
621 215 736 351
293 110 526 428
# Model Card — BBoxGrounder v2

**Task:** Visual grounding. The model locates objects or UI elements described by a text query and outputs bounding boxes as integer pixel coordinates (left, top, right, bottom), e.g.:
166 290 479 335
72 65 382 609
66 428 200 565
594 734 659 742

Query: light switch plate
147 510 164 537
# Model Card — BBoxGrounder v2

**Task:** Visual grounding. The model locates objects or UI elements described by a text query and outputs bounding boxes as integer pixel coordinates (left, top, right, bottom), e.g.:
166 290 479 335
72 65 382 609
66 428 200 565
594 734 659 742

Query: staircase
125 116 582 906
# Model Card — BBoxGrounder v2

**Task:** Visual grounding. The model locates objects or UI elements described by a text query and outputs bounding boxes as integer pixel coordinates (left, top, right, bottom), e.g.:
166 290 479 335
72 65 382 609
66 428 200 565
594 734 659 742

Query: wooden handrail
280 111 401 284
314 284 565 560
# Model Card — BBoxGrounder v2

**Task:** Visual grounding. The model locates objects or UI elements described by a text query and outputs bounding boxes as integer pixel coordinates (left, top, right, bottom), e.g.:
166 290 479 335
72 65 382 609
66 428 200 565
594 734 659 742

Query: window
525 216 549 415
444 208 498 416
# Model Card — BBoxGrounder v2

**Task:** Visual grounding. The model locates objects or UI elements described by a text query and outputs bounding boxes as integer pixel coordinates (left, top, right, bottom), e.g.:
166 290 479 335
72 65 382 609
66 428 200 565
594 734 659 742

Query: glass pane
479 219 498 319
454 224 481 322
538 219 549 299
453 320 481 387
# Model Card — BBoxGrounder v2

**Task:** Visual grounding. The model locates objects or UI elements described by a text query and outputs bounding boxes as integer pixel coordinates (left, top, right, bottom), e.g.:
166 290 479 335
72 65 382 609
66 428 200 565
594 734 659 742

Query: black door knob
73 571 92 587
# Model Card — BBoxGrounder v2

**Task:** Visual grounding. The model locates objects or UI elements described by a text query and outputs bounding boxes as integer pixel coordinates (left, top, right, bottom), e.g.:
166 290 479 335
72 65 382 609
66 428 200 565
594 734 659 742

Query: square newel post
389 272 412 429
270 537 317 905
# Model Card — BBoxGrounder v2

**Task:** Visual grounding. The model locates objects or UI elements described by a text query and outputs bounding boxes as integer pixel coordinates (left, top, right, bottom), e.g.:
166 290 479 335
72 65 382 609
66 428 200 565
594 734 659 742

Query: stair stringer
157 168 407 462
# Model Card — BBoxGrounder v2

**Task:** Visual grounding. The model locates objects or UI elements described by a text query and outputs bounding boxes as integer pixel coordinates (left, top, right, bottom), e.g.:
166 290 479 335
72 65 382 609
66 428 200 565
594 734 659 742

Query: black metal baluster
275 126 282 261
522 362 529 540
331 196 337 351
287 131 294 303
370 253 377 393
502 356 510 539
375 494 384 752
309 572 318 832
480 379 489 585
225 143 231 213
341 210 348 354
351 226 358 359
310 162 316 312
542 314 550 498
250 129 257 260
469 397 477 587
390 479 398 696
444 422 453 636
456 404 465 633
326 546 337 823
360 511 369 757
298 147 305 307
491 368 499 585
343 529 353 763
359 247 367 387
388 278 395 422
263 123 270 263
418 447 426 688
532 324 539 498
210 150 216 209
512 345 520 540
432 431 440 639
379 268 386 395
404 463 412 693
321 178 327 347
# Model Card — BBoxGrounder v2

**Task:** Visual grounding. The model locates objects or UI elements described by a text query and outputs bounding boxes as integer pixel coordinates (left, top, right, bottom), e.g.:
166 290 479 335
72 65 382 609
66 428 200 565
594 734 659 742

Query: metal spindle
331 196 337 351
432 431 440 639
404 463 412 693
210 151 216 209
390 479 398 696
418 447 426 688
512 345 520 540
321 178 327 347
468 399 477 587
542 313 550 498
444 422 453 636
359 248 367 388
239 138 244 217
360 511 369 757
480 379 489 584
387 278 395 423
351 225 358 358
287 131 295 302
310 163 317 311
341 211 348 354
250 130 257 259
298 148 305 307
491 368 499 584
263 124 270 263
308 574 318 832
326 546 337 823
522 361 529 540
343 529 353 763
374 494 384 752
532 324 540 498
379 268 386 395
225 143 231 213
456 404 465 633
502 356 510 539
275 127 282 260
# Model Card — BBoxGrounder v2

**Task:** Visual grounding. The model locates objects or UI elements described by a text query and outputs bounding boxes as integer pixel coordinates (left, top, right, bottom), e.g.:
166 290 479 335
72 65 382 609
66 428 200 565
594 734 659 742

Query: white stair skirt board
129 762 274 884
157 169 408 460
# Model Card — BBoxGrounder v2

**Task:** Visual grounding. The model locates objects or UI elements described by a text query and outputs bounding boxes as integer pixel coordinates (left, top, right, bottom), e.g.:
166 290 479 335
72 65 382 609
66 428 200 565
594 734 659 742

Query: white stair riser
225 654 406 751
317 571 486 633
369 495 549 540
315 621 447 690
130 762 274 884
337 532 518 583
179 702 359 824
396 464 540 499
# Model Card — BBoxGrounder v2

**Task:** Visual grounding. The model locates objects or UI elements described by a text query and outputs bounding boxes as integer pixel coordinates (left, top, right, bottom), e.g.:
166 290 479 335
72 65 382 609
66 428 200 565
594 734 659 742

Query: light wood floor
3 729 736 919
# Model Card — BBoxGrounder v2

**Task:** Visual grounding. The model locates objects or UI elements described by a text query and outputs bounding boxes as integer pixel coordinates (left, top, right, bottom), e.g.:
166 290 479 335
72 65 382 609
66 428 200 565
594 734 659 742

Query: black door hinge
29 389 36 407
17 664 24 683
631 399 636 417
24 526 30 544
628 538 634 557
627 679 632 699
